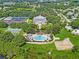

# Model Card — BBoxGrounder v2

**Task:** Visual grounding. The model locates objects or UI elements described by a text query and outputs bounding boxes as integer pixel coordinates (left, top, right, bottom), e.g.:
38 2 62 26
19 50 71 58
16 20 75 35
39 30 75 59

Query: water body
0 55 7 59
33 35 47 41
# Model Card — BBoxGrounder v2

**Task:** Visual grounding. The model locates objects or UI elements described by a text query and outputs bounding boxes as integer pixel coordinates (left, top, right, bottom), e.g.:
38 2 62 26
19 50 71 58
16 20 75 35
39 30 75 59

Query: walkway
26 40 54 44
53 9 71 23
63 6 79 12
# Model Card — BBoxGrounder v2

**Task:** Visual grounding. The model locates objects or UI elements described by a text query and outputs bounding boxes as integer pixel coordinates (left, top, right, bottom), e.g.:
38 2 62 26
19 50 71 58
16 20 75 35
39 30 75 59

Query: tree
2 32 14 41
10 23 21 28
71 19 79 28
52 23 61 35
72 46 79 53
12 34 26 47
0 22 8 28
24 48 38 59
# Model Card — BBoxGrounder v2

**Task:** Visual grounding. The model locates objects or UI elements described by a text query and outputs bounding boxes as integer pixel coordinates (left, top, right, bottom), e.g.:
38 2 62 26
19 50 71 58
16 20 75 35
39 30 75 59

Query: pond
0 55 7 59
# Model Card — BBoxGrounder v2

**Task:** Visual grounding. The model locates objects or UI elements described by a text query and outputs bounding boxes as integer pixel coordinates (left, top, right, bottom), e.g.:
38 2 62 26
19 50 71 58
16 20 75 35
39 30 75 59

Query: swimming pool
33 35 47 41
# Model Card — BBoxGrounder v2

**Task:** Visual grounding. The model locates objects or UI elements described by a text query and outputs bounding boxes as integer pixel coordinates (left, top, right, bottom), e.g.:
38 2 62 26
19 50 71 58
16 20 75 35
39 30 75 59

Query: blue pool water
33 35 47 41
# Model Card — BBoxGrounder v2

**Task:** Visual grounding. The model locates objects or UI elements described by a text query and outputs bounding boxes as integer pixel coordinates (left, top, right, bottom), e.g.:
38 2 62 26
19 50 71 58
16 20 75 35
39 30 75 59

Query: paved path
53 7 79 23
53 9 71 23
63 7 79 12
26 40 54 44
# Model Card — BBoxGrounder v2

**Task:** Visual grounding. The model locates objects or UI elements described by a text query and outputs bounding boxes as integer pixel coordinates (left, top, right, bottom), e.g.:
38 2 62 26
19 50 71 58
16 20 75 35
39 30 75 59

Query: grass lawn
20 43 79 59
0 28 7 31
18 28 79 59
1 28 79 59
56 28 79 46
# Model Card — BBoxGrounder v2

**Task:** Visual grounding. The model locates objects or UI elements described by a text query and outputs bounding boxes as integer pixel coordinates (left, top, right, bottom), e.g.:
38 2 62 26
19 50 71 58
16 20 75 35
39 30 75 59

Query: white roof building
3 2 15 5
33 15 47 25
65 26 73 31
4 17 12 20
66 11 78 20
7 28 22 36
72 29 79 35
71 16 77 20
66 11 74 16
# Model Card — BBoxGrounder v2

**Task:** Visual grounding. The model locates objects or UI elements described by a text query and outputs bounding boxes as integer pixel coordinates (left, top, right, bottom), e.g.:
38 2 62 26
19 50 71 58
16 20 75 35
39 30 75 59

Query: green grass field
17 28 79 59
0 28 7 31
0 28 79 59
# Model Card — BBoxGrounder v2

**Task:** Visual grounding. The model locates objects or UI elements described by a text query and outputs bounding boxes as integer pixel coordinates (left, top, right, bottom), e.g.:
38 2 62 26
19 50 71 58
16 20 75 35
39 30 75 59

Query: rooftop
4 17 28 21
33 15 47 25
72 29 79 35
7 28 22 35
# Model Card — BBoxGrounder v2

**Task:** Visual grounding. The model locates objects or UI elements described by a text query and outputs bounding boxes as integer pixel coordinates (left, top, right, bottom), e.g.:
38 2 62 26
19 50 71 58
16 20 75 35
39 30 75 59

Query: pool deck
24 33 60 44
24 33 51 42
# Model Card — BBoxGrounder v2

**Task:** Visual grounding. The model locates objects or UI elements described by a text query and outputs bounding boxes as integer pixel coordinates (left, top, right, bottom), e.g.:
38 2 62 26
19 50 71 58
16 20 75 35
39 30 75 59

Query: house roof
3 2 15 5
72 29 79 35
7 28 22 35
65 26 73 30
4 17 28 21
4 17 12 20
0 17 5 20
66 11 74 16
33 15 47 25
